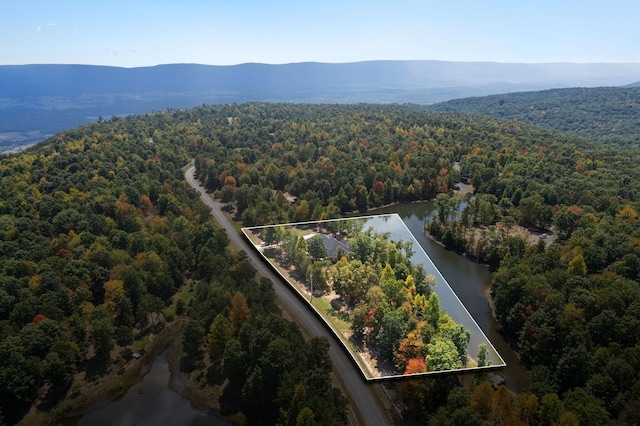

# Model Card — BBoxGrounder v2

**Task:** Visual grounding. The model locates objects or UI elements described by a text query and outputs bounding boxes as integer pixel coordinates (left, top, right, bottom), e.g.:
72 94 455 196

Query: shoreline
423 228 493 269
424 227 526 366
29 320 188 425
423 227 500 327
483 286 498 323
165 328 226 418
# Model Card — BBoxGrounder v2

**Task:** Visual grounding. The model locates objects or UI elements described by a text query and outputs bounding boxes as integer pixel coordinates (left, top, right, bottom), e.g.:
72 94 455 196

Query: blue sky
2 0 638 67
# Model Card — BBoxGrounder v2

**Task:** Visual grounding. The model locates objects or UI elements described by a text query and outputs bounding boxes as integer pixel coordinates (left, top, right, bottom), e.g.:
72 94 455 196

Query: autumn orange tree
317 227 471 375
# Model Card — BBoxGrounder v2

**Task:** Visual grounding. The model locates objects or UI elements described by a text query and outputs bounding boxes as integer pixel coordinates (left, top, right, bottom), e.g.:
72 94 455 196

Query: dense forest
2 101 640 424
429 86 640 147
254 220 478 377
0 110 346 425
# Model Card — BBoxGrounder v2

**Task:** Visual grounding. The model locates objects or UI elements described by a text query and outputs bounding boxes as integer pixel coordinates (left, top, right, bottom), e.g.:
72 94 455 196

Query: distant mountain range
1 61 639 152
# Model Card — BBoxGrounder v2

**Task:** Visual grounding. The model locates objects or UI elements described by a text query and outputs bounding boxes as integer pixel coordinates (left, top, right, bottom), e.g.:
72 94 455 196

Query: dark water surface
374 202 529 392
79 350 229 426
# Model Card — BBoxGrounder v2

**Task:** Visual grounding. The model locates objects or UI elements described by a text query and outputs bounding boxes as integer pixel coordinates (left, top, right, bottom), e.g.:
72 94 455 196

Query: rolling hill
1 61 639 152
428 86 640 146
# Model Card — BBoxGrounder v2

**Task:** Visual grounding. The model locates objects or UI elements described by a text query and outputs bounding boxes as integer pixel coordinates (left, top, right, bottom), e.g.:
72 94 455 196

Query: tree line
429 86 640 147
422 124 640 422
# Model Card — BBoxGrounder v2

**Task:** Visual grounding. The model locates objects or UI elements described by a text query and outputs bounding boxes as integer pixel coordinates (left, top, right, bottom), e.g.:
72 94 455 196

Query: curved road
185 166 391 426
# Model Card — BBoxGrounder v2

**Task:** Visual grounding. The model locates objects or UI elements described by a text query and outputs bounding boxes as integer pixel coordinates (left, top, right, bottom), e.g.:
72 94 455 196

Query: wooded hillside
0 108 346 425
429 86 640 147
2 102 640 424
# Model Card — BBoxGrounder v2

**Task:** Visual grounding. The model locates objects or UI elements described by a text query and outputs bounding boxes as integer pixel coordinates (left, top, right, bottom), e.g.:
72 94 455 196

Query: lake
79 350 229 426
372 202 529 391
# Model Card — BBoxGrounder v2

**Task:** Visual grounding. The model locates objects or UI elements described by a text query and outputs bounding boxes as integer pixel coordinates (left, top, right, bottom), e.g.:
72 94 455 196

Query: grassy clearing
310 297 351 335
309 296 374 376
173 279 197 310
294 228 316 237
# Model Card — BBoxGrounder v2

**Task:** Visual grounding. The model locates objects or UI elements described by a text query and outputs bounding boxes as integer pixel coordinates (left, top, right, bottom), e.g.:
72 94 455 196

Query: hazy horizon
4 58 640 69
3 0 638 68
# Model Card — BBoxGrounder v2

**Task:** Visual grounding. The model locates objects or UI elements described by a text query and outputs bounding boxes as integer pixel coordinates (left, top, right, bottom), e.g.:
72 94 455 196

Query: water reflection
363 214 504 367
373 202 529 391
79 350 229 426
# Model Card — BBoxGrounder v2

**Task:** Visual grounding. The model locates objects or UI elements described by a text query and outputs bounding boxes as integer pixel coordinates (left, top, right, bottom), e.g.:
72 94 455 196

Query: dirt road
185 165 392 426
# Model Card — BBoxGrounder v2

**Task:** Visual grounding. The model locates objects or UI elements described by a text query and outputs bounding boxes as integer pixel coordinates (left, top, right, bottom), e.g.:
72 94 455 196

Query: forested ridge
2 102 640 424
0 109 346 425
429 86 640 147
6 62 638 153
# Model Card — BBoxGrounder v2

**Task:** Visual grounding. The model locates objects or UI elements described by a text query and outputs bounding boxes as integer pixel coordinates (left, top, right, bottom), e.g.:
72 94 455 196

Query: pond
373 202 529 392
79 350 229 426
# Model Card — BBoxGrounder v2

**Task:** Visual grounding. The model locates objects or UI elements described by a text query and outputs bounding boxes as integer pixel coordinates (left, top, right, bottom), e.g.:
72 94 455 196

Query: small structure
322 234 350 258
282 192 298 203
272 190 298 204
304 233 350 258
132 352 141 360
489 372 506 389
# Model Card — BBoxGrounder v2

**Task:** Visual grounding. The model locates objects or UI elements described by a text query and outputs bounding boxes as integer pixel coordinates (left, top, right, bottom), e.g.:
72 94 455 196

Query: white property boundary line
242 213 506 381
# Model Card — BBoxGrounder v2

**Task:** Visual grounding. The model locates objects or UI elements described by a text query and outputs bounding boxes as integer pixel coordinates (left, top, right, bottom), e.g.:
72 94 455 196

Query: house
283 192 298 203
272 190 298 203
304 233 350 258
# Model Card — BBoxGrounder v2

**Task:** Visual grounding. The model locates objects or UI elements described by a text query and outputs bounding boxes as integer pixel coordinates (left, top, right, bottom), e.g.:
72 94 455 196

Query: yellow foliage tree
617 205 638 223
28 274 41 294
229 291 250 330
567 253 587 276
104 279 125 315
296 200 310 221
470 381 494 421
